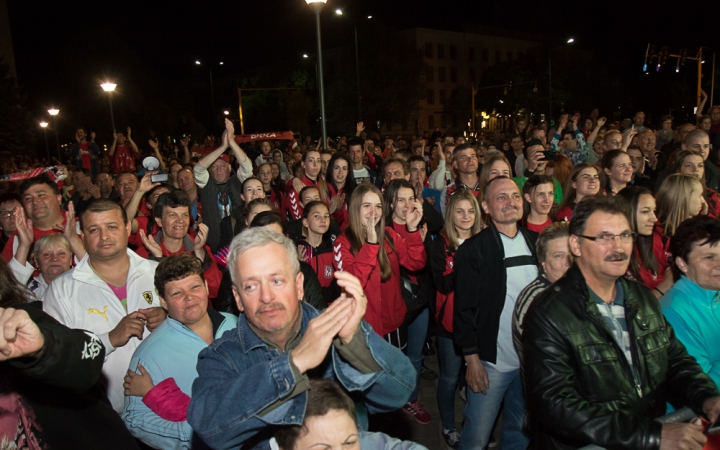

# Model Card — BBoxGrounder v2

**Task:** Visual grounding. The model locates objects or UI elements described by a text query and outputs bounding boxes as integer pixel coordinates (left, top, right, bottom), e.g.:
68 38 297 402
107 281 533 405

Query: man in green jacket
523 196 720 450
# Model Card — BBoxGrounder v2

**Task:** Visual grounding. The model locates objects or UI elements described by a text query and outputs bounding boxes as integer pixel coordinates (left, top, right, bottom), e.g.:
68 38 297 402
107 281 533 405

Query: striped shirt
590 283 637 384
512 275 550 363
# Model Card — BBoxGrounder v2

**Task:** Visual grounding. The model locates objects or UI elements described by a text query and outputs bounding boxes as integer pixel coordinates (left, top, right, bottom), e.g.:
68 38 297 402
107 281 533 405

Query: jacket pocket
636 325 670 389
577 342 625 401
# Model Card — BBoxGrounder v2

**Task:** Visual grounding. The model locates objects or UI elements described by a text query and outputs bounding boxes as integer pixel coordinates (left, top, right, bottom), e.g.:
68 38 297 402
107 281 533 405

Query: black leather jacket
522 264 719 450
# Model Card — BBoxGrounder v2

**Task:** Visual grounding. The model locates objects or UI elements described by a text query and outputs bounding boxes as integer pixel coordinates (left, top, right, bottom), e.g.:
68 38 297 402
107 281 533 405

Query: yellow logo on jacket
142 291 153 305
88 305 109 321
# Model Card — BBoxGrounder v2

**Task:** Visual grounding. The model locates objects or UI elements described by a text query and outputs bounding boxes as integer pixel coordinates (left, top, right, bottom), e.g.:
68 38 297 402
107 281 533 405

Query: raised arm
126 173 159 233
127 127 139 155
197 130 229 169
180 136 191 165
109 130 118 156
697 90 709 119
148 139 167 172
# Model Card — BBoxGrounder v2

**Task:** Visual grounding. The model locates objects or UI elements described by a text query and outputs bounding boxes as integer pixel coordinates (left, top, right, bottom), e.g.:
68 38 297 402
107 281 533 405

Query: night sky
7 0 720 124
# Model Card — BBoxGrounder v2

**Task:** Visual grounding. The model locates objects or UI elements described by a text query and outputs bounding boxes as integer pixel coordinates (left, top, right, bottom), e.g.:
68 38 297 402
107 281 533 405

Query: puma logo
88 305 109 321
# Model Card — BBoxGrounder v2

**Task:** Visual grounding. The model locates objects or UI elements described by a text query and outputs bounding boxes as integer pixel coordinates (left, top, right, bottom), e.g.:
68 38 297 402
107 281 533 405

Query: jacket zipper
587 308 643 398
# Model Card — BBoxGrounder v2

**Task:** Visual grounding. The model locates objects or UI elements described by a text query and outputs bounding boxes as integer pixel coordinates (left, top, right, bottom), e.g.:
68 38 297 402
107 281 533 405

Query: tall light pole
48 108 60 160
548 37 574 126
39 121 49 160
335 8 367 120
307 0 328 150
195 60 219 126
101 82 117 132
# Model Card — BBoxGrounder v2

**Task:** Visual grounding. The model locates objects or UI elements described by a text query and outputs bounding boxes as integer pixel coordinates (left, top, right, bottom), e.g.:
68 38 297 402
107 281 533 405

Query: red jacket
430 234 456 333
632 222 671 291
284 175 317 220
333 227 426 336
298 237 335 288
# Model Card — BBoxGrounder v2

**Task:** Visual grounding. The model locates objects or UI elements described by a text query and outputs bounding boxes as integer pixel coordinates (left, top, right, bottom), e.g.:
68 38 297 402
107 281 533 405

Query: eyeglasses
0 210 15 218
578 232 635 244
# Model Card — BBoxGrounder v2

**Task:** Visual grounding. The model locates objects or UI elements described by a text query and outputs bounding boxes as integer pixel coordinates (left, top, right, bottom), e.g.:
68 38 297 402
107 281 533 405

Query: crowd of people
1 105 720 450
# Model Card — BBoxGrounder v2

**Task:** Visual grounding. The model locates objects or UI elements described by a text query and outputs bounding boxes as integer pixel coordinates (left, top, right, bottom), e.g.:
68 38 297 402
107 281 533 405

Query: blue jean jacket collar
237 302 320 354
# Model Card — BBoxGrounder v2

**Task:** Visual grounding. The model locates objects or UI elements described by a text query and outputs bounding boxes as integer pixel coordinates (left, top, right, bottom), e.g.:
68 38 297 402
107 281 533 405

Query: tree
0 57 36 157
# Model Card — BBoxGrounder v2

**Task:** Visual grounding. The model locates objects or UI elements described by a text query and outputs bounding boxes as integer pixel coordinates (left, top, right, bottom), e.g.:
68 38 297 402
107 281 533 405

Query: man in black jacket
454 176 538 449
0 303 139 449
522 195 720 450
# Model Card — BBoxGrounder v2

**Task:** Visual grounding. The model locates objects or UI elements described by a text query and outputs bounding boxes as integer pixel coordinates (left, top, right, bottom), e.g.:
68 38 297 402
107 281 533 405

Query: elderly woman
512 222 572 364
10 234 73 299
661 216 720 393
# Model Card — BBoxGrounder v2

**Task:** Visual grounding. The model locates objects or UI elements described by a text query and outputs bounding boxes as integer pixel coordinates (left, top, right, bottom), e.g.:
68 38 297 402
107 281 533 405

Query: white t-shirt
487 232 538 372
354 167 371 184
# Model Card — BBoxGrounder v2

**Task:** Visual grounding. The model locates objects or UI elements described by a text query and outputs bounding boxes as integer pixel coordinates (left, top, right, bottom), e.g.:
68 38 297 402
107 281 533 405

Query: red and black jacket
284 175 317 220
430 234 457 335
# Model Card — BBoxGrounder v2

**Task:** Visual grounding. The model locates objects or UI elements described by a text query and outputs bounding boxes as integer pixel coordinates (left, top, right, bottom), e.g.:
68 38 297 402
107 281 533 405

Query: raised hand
406 200 423 232
328 193 344 214
148 139 159 150
225 118 235 137
334 271 368 344
126 127 132 139
0 308 45 361
14 207 33 250
290 297 352 373
113 129 118 141
356 122 365 133
297 245 309 263
364 212 378 244
139 229 163 258
193 224 209 262
138 172 159 194
558 114 569 130
124 363 155 397
596 117 607 128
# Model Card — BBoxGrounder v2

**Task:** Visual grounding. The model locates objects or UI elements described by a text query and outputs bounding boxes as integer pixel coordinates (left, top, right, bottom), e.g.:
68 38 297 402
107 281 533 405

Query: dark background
6 0 720 152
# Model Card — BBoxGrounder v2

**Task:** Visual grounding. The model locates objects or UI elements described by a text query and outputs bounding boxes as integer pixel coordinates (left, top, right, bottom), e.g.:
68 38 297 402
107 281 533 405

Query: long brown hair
656 173 702 237
557 163 599 213
345 184 392 280
0 259 32 307
444 190 483 250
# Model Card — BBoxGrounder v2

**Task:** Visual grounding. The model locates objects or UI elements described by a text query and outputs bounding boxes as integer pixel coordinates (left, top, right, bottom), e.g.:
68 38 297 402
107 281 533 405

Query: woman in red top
673 150 720 218
429 190 483 444
297 201 338 306
333 183 425 346
617 186 672 297
555 163 600 222
521 175 555 233
257 163 284 212
325 153 356 231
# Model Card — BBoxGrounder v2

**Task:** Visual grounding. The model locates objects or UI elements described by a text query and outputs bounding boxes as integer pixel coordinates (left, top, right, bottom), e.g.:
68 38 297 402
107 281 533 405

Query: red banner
234 131 294 144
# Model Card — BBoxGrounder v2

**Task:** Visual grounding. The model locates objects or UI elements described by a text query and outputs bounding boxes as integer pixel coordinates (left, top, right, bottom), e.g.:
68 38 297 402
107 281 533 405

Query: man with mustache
454 176 538 449
522 196 720 449
187 228 415 449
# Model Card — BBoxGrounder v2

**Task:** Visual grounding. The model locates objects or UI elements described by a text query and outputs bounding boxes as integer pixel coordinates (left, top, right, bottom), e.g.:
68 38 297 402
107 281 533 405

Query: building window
507 50 513 62
438 67 446 82
495 50 501 63
452 115 458 128
482 48 489 63
468 47 475 62
428 115 435 129
439 89 446 104
427 89 435 105
469 68 476 84
450 68 457 82
438 44 445 59
425 43 433 58
449 45 457 60
426 65 434 82
441 114 447 128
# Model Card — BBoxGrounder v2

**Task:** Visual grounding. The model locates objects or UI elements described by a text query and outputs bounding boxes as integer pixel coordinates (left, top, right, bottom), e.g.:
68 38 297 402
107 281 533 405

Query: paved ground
369 346 502 450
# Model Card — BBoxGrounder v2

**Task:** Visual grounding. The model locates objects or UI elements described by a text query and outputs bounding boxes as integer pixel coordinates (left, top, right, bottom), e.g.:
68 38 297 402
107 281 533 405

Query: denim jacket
187 302 415 450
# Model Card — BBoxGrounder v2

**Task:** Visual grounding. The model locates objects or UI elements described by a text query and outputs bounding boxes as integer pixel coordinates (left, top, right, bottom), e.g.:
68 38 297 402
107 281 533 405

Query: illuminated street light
367 15 372 19
39 122 50 159
335 8 342 15
223 110 229 115
567 38 574 44
195 60 201 65
306 0 328 149
303 54 309 58
101 82 117 132
47 109 60 159
219 61 224 65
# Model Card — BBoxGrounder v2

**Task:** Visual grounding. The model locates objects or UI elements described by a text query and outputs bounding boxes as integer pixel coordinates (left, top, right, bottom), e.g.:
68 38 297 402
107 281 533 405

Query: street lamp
39 122 50 160
48 108 61 159
334 7 366 120
101 82 117 132
195 60 217 126
306 0 328 150
223 110 229 115
548 38 575 126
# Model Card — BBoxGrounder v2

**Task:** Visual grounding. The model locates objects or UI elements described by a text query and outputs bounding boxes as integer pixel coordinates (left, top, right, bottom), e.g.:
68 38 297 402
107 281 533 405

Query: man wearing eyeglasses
522 196 720 450
0 193 22 250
